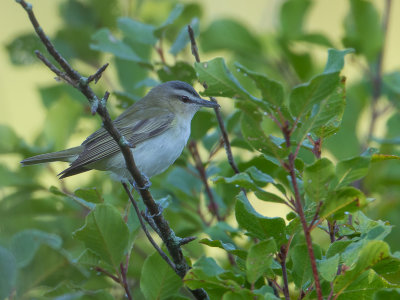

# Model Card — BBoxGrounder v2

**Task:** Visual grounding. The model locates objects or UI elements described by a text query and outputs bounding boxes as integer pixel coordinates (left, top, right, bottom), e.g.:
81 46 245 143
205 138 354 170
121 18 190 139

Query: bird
21 81 219 184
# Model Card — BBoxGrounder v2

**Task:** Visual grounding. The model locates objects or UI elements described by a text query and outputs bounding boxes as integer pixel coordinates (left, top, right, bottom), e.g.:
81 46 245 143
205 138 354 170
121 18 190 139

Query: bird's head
143 81 219 116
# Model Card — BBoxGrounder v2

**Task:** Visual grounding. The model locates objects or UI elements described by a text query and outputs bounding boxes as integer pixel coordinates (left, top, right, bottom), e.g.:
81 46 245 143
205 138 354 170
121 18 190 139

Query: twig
95 266 121 284
188 140 222 221
87 63 109 84
308 201 323 231
122 182 175 270
120 263 133 300
187 25 240 175
288 153 322 299
278 244 290 300
16 2 207 299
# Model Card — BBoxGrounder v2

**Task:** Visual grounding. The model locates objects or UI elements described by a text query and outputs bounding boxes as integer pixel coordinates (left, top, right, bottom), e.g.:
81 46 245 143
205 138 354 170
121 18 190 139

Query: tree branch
188 140 222 221
16 1 207 299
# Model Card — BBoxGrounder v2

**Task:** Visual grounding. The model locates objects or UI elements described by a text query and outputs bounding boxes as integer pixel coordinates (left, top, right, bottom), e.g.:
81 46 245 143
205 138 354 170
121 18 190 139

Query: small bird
21 81 219 183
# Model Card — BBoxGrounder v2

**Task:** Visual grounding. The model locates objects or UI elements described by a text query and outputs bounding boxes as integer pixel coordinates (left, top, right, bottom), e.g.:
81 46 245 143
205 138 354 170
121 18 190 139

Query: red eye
181 96 189 103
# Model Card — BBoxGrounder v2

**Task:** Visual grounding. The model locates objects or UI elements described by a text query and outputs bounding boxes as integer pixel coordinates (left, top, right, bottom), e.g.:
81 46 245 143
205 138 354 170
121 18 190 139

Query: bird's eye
181 95 190 103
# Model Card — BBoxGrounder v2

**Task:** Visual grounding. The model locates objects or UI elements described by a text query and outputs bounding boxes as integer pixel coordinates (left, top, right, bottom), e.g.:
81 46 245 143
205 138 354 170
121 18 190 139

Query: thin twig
278 244 290 300
288 153 322 299
188 25 241 175
308 201 323 231
188 140 222 221
95 266 121 284
120 263 133 300
122 182 176 270
87 63 109 84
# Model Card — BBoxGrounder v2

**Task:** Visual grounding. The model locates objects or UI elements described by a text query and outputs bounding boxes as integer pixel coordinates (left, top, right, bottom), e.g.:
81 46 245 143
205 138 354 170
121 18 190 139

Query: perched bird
21 81 219 183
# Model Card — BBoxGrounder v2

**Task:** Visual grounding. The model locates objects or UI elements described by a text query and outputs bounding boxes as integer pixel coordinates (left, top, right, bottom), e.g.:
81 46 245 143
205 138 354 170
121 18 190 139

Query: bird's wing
58 113 175 177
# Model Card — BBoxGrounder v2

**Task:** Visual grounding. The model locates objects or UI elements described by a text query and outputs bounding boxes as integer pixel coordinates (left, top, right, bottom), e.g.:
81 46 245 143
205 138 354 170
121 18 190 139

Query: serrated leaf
157 61 197 84
73 204 129 270
235 192 286 244
140 252 182 300
246 239 276 283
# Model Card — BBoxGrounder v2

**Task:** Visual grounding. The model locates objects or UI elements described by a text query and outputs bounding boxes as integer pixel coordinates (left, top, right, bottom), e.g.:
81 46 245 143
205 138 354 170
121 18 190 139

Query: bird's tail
20 146 82 166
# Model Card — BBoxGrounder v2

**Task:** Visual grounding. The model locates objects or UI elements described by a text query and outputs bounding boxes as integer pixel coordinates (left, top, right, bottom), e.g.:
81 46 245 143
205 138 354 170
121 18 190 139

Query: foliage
1 0 400 299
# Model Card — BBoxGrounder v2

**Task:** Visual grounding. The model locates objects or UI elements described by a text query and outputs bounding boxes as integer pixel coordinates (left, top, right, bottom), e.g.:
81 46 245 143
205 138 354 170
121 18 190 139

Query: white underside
88 113 194 181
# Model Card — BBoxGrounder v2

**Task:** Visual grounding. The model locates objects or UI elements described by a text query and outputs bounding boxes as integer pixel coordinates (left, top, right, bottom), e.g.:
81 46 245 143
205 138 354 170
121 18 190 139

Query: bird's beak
190 97 220 108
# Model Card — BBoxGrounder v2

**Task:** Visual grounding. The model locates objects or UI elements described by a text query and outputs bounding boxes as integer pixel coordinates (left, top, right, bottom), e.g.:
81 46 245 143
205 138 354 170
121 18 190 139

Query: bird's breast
131 117 191 177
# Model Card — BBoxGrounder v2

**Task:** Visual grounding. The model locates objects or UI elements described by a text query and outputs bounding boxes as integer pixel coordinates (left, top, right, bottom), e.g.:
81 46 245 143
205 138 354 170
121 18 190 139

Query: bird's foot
130 174 152 191
145 202 164 219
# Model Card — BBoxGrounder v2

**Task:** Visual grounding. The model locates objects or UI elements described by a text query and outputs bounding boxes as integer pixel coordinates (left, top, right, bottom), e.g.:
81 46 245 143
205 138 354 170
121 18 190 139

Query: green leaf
170 18 199 55
235 63 285 107
222 290 255 300
191 110 217 140
291 243 322 289
16 244 87 295
194 57 254 100
11 229 62 268
371 154 400 162
200 19 261 55
318 254 340 282
343 0 383 62
5 33 46 65
0 246 17 300
73 204 129 270
320 187 366 220
74 187 103 204
0 125 20 154
199 238 246 259
245 166 274 186
303 158 335 202
90 28 148 64
140 252 182 300
154 4 184 37
333 155 371 189
157 61 197 84
118 17 157 45
235 192 286 244
334 240 391 296
240 108 287 160
279 0 311 39
214 173 285 204
289 49 353 118
246 239 276 283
